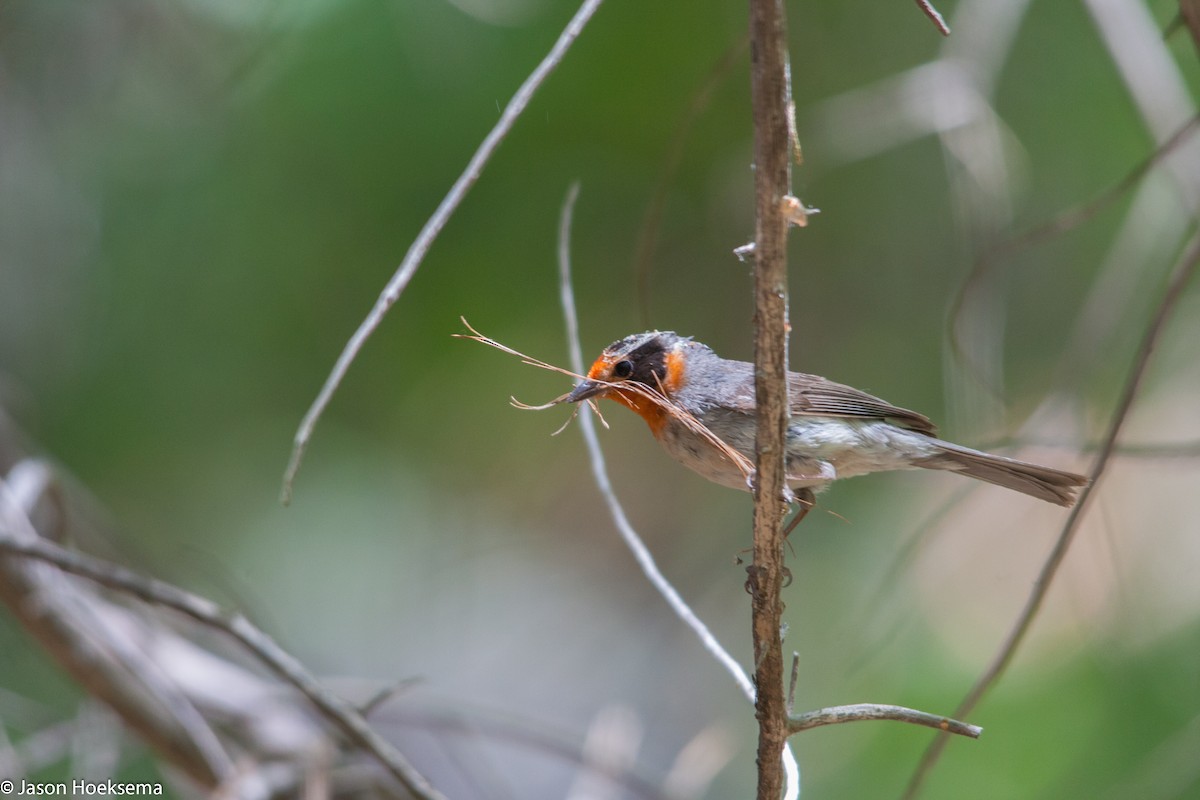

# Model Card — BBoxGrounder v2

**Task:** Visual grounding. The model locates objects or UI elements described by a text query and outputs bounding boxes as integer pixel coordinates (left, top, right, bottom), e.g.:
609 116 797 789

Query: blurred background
1 0 1199 797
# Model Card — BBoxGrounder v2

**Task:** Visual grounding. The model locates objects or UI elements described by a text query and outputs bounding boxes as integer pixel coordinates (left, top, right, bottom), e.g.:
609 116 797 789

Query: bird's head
565 331 693 429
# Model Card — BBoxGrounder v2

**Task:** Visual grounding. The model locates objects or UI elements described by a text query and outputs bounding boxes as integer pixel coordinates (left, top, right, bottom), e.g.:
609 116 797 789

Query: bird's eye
613 360 634 378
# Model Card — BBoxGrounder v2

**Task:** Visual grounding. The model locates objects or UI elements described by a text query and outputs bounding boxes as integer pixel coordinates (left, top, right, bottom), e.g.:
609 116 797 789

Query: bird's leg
740 485 815 590
782 487 816 539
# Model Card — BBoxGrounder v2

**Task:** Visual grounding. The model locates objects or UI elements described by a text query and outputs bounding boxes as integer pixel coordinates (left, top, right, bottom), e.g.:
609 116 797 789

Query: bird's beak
566 379 608 403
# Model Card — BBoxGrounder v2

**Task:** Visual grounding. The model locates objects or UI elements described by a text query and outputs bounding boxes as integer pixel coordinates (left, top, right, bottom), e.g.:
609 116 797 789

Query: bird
565 331 1087 509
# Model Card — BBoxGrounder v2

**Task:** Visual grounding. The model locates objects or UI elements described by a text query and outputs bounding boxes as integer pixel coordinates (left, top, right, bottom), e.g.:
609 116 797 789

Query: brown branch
748 0 794 798
0 520 447 800
903 234 1200 799
913 1 951 36
281 0 606 504
789 704 981 739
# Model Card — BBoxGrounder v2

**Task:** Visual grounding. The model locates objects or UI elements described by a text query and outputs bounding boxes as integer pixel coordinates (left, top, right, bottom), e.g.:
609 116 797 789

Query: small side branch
789 704 981 739
554 182 801 795
281 0 606 504
913 1 951 36
904 234 1200 799
556 184 756 703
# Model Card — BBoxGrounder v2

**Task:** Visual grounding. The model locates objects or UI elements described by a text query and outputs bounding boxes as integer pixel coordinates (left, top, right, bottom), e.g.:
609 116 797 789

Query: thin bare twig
0 473 233 789
855 430 1200 654
281 0 606 504
903 235 1200 799
0 527 447 800
913 0 951 36
748 0 795 798
786 652 799 714
359 678 425 719
555 183 803 797
557 183 754 700
789 704 980 738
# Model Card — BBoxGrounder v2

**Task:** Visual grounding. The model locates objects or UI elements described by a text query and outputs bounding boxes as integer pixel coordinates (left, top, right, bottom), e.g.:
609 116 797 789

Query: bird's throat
608 390 670 435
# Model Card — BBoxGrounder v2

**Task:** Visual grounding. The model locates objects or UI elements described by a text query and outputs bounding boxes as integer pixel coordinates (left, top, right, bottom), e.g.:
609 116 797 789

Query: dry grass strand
456 319 753 479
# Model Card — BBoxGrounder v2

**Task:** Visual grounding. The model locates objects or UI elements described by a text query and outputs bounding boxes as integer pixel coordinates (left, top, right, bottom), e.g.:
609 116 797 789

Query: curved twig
556 185 754 699
904 235 1200 799
0 528 447 800
948 111 1200 391
789 704 980 738
913 1 951 36
554 184 803 797
281 0 606 504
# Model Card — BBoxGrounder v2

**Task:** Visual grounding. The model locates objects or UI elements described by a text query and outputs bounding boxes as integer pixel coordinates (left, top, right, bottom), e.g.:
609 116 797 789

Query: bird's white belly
784 418 937 480
655 414 939 492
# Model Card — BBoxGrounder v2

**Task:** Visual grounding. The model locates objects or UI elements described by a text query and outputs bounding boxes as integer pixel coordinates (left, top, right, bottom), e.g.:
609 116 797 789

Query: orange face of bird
565 332 687 434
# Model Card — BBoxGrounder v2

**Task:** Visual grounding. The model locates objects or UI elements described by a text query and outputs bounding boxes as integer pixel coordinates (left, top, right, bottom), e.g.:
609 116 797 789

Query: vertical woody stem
748 0 793 797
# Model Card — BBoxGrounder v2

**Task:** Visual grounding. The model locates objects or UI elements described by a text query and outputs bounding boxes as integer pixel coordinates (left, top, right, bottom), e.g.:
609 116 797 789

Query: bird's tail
917 440 1088 507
